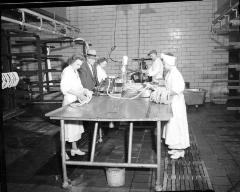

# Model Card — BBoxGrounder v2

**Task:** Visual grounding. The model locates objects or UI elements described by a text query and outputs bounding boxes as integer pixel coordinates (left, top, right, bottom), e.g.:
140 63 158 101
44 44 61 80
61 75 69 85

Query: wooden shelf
31 84 60 88
227 99 240 110
214 45 240 50
228 64 240 70
17 69 62 73
227 106 240 110
6 29 38 37
212 79 239 83
228 86 240 89
213 29 240 36
30 80 60 84
9 52 63 59
17 57 62 63
228 96 240 100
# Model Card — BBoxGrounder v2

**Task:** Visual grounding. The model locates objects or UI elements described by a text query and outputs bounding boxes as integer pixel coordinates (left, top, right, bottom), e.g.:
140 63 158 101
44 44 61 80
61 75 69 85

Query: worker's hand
77 93 88 103
83 89 93 102
144 83 155 90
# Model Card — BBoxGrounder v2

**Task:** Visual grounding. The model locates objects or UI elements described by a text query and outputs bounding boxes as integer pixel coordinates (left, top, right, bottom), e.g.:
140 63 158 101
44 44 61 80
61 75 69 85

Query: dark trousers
83 121 95 157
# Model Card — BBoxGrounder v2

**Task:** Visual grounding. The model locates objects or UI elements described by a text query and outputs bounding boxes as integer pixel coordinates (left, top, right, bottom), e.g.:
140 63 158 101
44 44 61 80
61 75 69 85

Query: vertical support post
1 121 7 192
98 127 103 143
43 45 49 92
60 120 69 188
90 122 98 162
35 35 44 101
7 32 16 109
155 121 162 191
128 122 133 164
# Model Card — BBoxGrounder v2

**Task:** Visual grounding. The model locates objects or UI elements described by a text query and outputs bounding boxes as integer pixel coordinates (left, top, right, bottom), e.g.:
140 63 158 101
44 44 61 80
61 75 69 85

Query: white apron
148 57 163 83
162 67 190 149
96 65 107 83
60 65 84 142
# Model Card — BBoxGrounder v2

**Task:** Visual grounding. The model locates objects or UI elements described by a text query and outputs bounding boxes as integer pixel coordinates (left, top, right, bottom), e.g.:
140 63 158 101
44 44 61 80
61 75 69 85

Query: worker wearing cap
78 49 98 91
143 50 163 83
160 52 190 159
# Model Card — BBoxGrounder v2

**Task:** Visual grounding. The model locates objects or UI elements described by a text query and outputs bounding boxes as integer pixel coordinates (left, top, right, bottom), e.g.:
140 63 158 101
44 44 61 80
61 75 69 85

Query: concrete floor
2 103 240 192
187 105 240 192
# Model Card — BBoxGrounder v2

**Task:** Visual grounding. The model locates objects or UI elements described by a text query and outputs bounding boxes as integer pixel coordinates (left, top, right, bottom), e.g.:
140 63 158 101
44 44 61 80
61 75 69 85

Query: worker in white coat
161 53 190 159
143 50 164 83
60 54 93 159
95 57 108 84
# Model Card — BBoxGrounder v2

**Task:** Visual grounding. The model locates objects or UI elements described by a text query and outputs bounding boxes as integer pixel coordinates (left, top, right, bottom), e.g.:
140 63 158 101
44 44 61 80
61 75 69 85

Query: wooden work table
45 95 172 191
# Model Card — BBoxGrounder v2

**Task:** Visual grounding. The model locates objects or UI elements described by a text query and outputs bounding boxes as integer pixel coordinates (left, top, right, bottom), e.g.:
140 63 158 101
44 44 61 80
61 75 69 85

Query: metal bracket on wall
1 8 81 38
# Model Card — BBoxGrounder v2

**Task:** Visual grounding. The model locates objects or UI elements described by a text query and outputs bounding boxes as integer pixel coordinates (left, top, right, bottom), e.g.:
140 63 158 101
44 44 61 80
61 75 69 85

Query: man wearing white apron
161 53 190 159
143 50 164 83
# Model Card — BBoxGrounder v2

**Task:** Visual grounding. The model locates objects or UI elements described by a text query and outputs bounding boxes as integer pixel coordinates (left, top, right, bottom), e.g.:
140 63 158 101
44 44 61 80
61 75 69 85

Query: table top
45 96 172 121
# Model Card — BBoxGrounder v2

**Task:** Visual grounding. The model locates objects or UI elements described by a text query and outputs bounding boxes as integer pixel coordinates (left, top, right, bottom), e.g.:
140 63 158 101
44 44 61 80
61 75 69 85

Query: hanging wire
108 5 119 63
137 4 141 58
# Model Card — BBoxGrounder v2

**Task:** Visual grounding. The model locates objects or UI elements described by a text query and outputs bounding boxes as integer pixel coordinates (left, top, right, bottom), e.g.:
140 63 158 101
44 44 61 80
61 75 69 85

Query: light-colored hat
87 49 97 57
160 53 176 66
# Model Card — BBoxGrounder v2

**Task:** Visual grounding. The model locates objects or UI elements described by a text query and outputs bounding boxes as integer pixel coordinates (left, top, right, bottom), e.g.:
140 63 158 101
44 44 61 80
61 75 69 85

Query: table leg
155 121 162 191
90 122 98 162
98 127 103 143
60 120 69 188
128 122 133 163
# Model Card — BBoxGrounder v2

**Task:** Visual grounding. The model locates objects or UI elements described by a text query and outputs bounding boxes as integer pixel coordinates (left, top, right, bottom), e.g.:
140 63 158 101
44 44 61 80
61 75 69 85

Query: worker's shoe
168 150 178 155
170 150 185 159
71 149 86 156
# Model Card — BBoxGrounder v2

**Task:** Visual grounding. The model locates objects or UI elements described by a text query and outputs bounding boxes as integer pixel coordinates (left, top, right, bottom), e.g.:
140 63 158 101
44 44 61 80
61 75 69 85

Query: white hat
87 49 97 57
160 53 176 66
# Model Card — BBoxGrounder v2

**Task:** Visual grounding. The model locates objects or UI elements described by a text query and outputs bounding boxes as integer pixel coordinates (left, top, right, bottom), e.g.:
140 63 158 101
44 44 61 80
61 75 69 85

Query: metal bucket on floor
106 168 125 187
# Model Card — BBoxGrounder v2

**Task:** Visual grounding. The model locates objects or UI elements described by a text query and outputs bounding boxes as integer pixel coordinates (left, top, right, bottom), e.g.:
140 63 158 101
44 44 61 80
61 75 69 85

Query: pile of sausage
150 87 169 104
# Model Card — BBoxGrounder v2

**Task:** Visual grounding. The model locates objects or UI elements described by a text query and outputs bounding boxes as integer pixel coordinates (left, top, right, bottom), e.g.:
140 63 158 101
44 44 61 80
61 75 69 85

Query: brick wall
66 0 229 100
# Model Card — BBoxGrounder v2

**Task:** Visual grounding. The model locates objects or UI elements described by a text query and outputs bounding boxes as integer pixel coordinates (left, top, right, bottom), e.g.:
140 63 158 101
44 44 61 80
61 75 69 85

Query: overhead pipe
1 8 81 38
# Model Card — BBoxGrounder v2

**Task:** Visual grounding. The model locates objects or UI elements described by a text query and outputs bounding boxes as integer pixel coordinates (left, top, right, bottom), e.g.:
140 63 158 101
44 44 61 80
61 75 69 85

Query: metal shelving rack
4 30 88 103
4 29 47 102
1 8 88 103
211 0 240 111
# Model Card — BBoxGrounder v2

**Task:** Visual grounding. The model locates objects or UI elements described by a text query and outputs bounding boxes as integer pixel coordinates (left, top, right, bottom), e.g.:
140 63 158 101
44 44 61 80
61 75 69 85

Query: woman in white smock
60 54 93 159
161 53 190 159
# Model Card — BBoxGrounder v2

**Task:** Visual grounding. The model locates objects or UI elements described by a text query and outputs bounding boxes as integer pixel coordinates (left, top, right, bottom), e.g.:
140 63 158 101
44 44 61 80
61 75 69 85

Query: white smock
147 57 163 83
162 67 190 149
60 65 84 142
96 65 107 83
